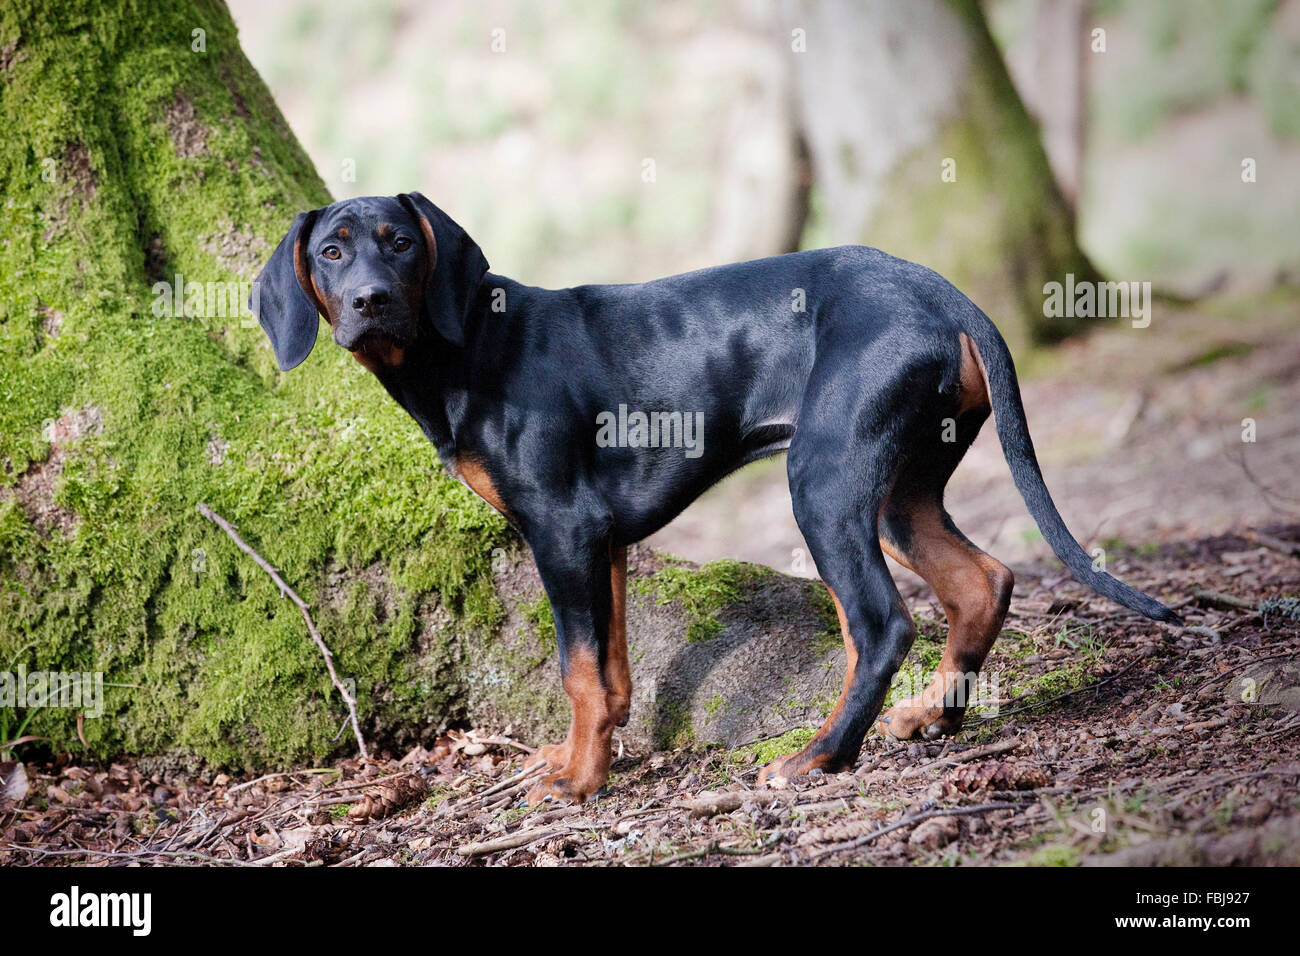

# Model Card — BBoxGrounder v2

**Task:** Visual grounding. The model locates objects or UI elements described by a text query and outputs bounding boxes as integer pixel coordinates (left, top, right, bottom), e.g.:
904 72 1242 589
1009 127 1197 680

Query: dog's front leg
525 537 630 804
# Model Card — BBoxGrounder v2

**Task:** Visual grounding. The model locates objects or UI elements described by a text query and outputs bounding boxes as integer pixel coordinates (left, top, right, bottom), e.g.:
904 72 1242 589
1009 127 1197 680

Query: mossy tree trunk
0 1 847 771
789 0 1098 347
0 0 507 770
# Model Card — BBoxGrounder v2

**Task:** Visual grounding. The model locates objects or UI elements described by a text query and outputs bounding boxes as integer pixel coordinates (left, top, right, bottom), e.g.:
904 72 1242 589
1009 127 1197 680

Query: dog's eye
321 245 342 261
393 237 411 252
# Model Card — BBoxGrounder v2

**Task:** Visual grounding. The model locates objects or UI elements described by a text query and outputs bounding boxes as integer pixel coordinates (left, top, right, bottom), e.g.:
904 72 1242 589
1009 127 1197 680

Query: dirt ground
2 297 1297 867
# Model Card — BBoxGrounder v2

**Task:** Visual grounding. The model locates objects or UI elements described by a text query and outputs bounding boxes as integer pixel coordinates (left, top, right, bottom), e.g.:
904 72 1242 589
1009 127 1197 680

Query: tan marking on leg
528 645 614 803
819 586 857 735
523 719 573 772
605 545 631 727
525 549 628 776
878 501 1012 740
454 455 508 517
880 534 915 573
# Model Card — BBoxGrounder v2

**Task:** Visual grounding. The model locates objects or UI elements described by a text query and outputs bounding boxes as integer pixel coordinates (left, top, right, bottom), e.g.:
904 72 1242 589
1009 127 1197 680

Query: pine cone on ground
347 773 428 821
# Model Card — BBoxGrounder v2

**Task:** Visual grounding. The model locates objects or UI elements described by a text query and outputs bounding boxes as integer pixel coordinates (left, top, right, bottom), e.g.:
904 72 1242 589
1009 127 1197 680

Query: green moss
423 786 452 813
1023 843 1081 867
522 595 556 647
883 615 946 709
634 558 768 643
1028 661 1092 698
654 699 695 749
501 804 536 825
806 583 846 655
729 727 815 766
980 659 1095 724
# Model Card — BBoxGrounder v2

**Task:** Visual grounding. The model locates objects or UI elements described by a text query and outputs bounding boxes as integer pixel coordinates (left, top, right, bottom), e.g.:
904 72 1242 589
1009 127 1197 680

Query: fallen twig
2 843 254 866
196 502 368 759
227 769 338 794
1242 529 1300 558
1193 590 1257 612
457 827 567 858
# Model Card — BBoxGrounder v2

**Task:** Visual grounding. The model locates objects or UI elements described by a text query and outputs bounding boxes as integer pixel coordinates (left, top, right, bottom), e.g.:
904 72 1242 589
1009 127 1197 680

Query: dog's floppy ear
250 208 326 371
397 192 489 347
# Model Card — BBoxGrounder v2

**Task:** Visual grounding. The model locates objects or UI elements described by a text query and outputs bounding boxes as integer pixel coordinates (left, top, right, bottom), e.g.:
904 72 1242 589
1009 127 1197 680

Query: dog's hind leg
877 500 1013 740
876 338 1013 740
757 345 933 782
757 522 915 783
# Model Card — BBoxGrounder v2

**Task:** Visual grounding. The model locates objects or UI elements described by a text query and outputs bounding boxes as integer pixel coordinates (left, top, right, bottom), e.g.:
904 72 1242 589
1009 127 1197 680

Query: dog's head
251 192 489 371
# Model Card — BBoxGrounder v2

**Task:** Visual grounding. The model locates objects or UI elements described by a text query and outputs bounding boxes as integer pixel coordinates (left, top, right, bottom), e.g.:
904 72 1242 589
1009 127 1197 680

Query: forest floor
3 514 1298 868
2 295 1298 867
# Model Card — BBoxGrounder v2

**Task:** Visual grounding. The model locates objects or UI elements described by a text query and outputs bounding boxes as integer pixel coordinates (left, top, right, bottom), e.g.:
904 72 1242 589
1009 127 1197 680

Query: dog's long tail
959 307 1183 625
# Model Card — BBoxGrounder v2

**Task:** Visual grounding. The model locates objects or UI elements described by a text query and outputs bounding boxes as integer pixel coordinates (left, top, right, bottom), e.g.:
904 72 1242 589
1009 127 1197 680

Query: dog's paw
525 771 600 805
522 740 572 773
756 749 839 787
876 697 962 741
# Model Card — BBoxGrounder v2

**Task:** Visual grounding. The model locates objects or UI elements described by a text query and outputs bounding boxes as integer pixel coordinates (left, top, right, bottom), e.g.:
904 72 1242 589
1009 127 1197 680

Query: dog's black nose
352 287 390 317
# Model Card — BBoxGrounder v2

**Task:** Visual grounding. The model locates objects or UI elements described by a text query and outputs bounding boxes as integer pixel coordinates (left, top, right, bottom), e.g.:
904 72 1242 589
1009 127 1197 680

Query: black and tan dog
253 193 1180 803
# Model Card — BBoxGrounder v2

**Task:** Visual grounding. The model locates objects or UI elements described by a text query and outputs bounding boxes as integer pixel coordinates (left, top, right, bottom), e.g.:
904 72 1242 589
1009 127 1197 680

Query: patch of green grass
1052 623 1107 660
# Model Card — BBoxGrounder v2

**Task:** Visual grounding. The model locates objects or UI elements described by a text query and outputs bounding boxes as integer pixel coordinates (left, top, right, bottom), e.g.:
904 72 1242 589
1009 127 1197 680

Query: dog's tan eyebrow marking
377 223 393 239
334 225 349 240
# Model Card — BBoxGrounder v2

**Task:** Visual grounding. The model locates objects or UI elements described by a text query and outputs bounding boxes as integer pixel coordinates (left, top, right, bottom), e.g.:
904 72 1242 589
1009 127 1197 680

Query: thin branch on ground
196 502 368 759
